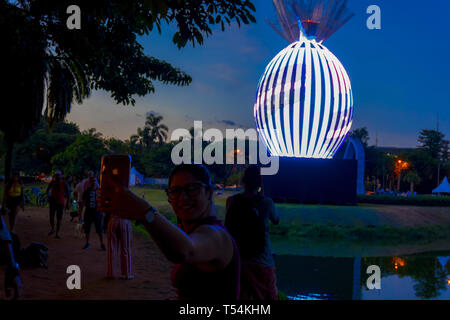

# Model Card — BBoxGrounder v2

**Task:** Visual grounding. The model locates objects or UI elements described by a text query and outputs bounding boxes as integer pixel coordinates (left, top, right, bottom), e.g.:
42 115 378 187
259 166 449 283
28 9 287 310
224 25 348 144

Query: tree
130 128 147 151
82 128 103 138
350 127 370 147
13 127 78 175
0 0 256 180
403 171 421 194
138 143 175 178
51 135 107 176
226 171 244 186
145 114 169 146
440 139 449 163
1 1 91 181
394 159 409 192
126 134 143 155
206 137 245 185
408 149 437 194
335 127 370 160
418 129 449 188
130 114 169 150
8 121 80 175
52 121 81 135
418 130 446 160
438 139 449 186
105 138 133 155
1 2 49 181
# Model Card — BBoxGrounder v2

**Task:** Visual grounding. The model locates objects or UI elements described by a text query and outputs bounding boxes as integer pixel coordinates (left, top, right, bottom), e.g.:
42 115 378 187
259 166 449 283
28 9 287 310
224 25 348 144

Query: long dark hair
169 164 214 229
242 165 262 193
168 164 212 188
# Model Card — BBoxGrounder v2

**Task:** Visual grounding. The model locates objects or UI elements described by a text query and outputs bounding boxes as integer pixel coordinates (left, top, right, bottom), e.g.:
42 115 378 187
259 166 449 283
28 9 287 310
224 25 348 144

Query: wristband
136 206 156 226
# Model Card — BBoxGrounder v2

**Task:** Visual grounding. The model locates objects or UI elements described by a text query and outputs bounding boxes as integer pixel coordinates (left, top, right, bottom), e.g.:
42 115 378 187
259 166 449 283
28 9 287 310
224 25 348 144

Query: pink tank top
171 216 241 300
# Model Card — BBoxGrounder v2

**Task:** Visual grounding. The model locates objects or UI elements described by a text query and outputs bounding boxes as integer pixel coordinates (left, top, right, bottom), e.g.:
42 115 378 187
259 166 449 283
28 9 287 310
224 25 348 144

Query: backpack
19 242 48 269
225 194 266 260
0 232 48 269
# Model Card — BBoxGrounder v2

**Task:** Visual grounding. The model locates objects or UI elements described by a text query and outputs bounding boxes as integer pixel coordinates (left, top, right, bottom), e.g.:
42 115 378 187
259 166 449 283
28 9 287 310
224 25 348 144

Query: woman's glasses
165 182 208 201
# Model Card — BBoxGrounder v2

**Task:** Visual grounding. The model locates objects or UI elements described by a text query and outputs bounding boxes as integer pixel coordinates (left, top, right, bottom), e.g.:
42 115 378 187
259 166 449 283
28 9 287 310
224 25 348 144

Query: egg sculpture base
262 157 357 205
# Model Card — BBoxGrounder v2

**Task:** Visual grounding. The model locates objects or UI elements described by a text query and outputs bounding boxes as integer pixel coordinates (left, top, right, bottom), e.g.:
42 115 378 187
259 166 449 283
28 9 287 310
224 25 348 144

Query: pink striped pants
107 216 133 278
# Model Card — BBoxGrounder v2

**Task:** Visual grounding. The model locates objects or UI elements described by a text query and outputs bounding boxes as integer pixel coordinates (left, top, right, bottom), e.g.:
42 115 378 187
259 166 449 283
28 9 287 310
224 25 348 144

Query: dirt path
0 208 176 300
2 203 450 299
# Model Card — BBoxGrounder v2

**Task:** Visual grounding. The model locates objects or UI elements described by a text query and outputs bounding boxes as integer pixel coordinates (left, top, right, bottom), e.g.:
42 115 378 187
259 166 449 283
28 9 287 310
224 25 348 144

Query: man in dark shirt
82 177 106 250
46 171 70 238
225 165 280 300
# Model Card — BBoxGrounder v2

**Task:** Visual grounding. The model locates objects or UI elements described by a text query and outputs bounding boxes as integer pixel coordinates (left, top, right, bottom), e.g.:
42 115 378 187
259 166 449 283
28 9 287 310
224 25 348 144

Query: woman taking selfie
98 164 240 300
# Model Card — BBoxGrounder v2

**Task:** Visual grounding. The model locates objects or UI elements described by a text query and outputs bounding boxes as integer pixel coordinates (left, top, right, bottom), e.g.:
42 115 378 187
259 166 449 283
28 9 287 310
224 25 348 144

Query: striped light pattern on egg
254 38 353 159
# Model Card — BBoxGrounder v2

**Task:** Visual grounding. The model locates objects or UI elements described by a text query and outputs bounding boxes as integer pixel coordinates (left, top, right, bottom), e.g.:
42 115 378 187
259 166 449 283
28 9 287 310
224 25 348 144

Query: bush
357 194 450 206
268 222 450 244
278 290 289 300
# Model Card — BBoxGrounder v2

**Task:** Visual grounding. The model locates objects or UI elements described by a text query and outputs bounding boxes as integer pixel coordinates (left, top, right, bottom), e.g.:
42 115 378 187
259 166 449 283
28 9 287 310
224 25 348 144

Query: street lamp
395 160 409 192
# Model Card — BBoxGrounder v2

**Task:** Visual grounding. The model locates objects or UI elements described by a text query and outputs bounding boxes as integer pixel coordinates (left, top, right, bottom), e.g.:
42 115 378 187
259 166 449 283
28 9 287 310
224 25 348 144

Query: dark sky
69 0 450 148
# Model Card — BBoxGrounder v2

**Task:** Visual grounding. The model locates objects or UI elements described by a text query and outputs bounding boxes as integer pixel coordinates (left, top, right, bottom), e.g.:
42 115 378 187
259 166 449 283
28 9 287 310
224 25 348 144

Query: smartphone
100 154 131 210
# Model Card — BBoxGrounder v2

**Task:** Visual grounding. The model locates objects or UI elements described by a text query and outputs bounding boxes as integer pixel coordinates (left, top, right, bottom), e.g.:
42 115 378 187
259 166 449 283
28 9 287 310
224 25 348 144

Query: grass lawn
132 187 450 244
7 184 450 244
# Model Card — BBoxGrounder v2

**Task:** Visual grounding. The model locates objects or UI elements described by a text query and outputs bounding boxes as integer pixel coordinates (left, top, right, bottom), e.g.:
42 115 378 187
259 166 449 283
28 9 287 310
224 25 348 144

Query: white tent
129 167 144 187
432 177 450 194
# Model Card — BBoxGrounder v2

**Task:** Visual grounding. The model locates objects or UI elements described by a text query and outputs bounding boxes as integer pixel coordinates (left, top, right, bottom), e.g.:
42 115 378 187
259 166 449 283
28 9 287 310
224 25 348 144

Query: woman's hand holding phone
97 173 151 221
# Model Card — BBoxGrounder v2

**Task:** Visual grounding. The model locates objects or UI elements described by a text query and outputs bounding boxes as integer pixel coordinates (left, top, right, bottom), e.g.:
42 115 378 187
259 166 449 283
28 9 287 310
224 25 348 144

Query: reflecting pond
275 251 450 300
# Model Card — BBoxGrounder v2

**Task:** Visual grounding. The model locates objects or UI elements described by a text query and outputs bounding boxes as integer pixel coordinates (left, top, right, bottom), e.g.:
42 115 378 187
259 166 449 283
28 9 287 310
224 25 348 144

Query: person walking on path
225 165 280 300
46 171 69 239
73 176 85 223
82 177 106 250
83 170 99 190
106 215 133 279
1 172 24 232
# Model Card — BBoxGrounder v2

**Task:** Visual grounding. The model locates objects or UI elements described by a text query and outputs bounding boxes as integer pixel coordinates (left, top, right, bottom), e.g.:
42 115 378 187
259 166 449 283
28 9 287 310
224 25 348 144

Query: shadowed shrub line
269 222 450 244
358 194 450 207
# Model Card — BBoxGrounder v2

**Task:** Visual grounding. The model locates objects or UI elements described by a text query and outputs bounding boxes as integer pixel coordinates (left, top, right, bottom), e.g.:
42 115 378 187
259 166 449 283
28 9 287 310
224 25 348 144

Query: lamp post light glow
255 0 354 159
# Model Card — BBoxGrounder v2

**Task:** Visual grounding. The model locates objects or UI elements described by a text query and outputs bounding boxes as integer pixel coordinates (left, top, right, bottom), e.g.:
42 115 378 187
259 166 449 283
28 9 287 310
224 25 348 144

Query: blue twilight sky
68 0 450 148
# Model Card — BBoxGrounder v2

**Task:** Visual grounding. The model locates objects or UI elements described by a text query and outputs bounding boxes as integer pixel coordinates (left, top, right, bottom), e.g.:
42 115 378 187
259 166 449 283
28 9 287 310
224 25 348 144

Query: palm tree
130 127 150 150
1 3 91 181
144 114 169 146
128 134 141 152
82 128 103 138
404 171 421 194
141 127 153 148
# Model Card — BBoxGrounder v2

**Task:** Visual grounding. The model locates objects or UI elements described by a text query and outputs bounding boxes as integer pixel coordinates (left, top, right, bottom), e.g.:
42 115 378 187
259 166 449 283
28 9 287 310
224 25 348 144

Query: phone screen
100 154 131 188
100 155 131 210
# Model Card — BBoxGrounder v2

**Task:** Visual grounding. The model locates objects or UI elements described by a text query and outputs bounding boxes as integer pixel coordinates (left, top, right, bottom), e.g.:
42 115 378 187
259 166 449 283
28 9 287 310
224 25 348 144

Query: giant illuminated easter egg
255 0 354 159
